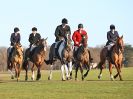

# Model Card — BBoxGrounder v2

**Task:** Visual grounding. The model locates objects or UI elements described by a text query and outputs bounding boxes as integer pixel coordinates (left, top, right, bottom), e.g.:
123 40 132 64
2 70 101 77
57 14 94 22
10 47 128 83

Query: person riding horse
8 27 21 59
72 24 88 59
29 27 41 57
106 24 119 56
54 18 71 58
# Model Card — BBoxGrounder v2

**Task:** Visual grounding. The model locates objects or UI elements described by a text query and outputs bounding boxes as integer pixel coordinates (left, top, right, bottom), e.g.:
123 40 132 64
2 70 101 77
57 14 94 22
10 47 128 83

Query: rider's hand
75 41 79 44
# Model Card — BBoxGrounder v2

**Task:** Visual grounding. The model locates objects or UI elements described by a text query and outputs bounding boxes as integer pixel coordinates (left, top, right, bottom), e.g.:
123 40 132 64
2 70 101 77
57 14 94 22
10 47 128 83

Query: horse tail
88 50 93 63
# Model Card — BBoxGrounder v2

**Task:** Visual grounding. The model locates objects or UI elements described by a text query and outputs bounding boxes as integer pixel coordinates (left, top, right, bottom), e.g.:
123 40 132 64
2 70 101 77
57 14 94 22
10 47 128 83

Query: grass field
0 67 133 99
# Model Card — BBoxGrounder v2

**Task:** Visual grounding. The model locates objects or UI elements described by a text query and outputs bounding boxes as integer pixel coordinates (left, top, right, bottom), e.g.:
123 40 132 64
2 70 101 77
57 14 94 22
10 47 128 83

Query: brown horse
7 43 23 81
45 37 73 81
98 36 124 81
23 38 48 81
74 35 92 81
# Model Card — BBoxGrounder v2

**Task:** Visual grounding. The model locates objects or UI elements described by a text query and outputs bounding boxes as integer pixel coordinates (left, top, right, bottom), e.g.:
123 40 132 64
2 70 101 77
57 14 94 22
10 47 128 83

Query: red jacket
72 30 88 46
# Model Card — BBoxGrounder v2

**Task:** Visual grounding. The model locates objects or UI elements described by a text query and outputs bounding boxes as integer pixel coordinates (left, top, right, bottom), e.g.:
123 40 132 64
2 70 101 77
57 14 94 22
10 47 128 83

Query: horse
74 35 92 81
98 36 124 81
23 38 48 81
7 43 23 81
45 36 73 81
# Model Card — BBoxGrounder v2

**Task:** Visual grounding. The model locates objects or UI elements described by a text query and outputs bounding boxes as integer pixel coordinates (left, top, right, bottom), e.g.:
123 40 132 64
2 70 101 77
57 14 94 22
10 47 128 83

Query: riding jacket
55 25 71 42
106 31 119 46
10 33 21 46
72 30 88 47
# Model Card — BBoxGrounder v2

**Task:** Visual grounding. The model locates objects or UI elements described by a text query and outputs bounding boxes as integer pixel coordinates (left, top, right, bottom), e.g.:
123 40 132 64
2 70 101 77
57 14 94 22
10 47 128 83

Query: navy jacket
55 25 71 42
29 33 41 46
10 33 21 46
106 31 119 45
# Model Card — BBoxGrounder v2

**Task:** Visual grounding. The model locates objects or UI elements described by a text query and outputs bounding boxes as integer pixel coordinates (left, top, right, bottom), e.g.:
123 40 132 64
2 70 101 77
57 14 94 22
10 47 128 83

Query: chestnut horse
74 35 92 81
7 43 23 81
98 36 124 81
23 38 48 81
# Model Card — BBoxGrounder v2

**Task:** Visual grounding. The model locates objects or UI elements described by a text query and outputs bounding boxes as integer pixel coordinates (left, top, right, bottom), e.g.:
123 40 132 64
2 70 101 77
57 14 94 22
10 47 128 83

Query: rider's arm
29 34 33 44
55 26 60 38
10 33 15 44
17 33 21 43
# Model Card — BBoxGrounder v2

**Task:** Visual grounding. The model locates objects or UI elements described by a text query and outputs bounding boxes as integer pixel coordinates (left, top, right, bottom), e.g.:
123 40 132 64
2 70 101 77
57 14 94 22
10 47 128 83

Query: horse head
82 34 88 48
39 38 48 51
116 35 124 52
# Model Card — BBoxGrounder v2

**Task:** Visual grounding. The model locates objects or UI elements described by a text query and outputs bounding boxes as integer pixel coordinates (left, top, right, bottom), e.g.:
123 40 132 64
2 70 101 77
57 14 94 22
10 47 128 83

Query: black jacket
106 31 119 45
29 33 41 46
10 33 21 46
55 25 71 42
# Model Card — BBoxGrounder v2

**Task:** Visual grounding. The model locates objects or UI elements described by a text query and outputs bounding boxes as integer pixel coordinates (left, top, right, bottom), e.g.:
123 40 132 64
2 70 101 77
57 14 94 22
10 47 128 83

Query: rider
106 24 119 56
9 27 21 59
29 27 41 52
54 18 71 58
72 24 88 57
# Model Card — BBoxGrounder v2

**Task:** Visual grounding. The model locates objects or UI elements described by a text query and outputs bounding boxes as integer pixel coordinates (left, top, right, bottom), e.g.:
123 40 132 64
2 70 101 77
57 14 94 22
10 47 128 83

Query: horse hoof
11 76 14 79
75 78 78 81
98 75 101 79
62 78 66 81
110 78 114 81
31 77 34 81
120 79 123 81
48 76 51 80
82 77 84 81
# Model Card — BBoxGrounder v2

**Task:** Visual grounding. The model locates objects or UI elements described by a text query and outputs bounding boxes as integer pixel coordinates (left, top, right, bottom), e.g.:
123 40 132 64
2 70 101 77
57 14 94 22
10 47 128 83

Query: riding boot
9 48 14 60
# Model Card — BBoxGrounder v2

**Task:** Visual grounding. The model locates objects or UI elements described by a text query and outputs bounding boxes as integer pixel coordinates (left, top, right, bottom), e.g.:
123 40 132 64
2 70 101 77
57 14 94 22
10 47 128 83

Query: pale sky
0 0 132 47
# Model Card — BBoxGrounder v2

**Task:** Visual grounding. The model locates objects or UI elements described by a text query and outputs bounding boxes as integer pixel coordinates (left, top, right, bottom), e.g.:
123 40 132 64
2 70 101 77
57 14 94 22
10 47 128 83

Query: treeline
0 44 132 71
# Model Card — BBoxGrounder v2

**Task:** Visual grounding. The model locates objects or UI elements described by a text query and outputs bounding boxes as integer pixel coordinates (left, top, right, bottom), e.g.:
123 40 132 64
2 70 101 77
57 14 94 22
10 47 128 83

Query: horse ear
121 35 123 39
45 37 48 40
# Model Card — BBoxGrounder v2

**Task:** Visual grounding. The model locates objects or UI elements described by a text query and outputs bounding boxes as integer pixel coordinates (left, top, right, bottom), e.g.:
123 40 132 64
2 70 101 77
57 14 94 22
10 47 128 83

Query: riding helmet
78 24 83 28
62 18 68 24
32 27 37 31
14 27 20 33
110 24 115 30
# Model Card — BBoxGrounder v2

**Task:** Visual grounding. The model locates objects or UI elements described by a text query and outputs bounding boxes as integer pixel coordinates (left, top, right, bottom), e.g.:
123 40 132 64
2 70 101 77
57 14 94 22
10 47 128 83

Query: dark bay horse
23 38 48 81
98 36 124 81
74 35 92 81
45 37 73 81
7 43 23 81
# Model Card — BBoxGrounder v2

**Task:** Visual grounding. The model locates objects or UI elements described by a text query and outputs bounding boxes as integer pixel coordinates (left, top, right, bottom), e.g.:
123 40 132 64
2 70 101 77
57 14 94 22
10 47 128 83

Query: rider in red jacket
72 24 88 47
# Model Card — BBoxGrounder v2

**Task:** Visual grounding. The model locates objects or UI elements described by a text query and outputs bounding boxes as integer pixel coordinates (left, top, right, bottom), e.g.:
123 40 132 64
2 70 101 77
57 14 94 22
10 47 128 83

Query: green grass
0 67 133 99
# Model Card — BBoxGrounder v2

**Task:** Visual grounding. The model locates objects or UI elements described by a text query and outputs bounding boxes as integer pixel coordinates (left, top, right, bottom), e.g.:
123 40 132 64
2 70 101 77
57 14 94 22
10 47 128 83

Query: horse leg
64 64 69 80
48 65 53 80
36 65 41 81
79 63 84 81
109 62 114 81
115 63 123 81
75 63 79 81
14 63 19 82
61 64 65 81
114 63 122 79
31 64 35 81
98 61 104 79
83 62 90 78
8 63 14 79
24 61 29 81
68 61 73 80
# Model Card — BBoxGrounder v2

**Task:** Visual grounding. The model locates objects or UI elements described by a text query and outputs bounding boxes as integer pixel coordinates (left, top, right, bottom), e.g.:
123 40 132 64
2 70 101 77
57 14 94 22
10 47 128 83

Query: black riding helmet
62 18 68 24
78 24 83 29
14 27 20 33
32 27 37 31
110 24 115 30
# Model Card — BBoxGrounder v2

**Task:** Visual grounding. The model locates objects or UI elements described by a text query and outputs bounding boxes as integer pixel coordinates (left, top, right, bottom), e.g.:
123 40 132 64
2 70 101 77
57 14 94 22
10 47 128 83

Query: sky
0 0 133 47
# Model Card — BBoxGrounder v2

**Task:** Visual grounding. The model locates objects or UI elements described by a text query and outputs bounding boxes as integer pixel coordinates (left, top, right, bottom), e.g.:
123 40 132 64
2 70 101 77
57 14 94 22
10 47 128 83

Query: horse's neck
37 45 45 54
114 44 121 55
